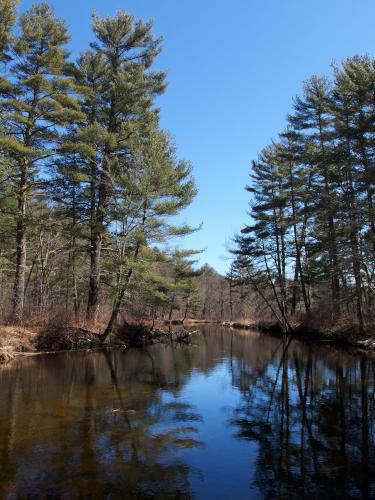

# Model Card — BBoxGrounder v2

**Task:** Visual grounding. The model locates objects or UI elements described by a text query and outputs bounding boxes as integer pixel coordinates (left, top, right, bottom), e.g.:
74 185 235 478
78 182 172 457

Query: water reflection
0 327 374 499
0 347 202 498
229 335 375 499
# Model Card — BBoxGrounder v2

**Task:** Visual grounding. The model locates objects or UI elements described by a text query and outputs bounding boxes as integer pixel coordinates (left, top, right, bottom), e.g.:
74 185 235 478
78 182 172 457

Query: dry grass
0 325 40 365
3 308 374 367
0 325 40 351
222 312 375 350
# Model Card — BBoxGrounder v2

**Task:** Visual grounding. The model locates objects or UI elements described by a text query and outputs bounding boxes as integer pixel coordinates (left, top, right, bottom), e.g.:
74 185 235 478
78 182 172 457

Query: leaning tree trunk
101 200 147 340
102 266 133 341
101 243 141 341
103 290 123 339
101 202 148 341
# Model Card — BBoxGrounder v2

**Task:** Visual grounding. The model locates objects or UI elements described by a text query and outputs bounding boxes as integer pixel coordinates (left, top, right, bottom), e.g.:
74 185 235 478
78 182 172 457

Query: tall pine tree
0 2 85 321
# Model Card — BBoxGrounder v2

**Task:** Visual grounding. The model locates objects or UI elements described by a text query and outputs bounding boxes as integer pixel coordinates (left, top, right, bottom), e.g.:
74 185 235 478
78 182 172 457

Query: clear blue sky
20 0 375 274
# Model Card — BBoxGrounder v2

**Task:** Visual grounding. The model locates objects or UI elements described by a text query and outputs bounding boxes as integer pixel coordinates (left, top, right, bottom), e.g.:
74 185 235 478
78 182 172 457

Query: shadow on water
0 325 374 498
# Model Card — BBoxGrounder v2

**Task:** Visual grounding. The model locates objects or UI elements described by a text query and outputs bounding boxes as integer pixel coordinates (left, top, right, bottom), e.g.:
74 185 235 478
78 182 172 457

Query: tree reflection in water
230 337 375 499
0 347 202 499
0 327 374 499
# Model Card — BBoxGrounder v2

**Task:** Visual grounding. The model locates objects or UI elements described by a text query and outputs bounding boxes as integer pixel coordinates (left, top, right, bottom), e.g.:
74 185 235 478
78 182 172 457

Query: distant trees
233 56 375 332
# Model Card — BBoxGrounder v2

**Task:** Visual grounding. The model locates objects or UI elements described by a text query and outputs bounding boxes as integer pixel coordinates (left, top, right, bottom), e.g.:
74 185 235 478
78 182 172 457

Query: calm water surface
0 326 374 499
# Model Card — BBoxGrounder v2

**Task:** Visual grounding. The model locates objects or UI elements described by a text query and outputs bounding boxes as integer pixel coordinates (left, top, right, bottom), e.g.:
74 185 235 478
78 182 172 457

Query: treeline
0 0 207 334
124 263 256 325
232 56 375 333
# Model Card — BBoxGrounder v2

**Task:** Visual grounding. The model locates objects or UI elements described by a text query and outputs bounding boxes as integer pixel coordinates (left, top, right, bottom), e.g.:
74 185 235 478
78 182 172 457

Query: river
0 326 374 499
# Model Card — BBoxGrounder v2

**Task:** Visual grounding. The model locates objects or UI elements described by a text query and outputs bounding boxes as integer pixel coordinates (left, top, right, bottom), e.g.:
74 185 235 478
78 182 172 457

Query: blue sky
20 0 375 273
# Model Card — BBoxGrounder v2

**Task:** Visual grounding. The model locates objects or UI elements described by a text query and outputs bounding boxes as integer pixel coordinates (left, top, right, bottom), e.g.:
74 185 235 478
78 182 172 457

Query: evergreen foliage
0 1 204 329
232 56 375 333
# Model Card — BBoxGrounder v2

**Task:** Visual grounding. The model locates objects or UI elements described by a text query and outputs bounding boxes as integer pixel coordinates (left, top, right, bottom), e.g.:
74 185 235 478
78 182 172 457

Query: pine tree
0 2 85 321
182 278 201 321
68 11 166 321
234 144 293 332
0 0 18 61
101 127 197 338
278 131 312 314
234 60 375 331
166 249 201 321
288 76 341 315
330 61 370 331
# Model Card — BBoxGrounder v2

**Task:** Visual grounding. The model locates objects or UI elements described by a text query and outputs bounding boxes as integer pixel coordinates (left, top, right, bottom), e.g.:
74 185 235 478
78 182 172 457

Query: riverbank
0 321 199 366
222 319 375 350
2 316 375 367
0 325 100 365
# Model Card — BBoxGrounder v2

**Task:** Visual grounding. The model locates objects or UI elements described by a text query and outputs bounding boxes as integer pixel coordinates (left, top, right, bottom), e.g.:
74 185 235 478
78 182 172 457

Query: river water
0 326 374 499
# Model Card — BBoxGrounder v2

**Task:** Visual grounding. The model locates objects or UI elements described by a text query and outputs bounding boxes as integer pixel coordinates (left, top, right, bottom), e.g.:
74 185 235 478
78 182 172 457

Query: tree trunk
12 166 27 323
103 291 123 339
87 232 101 321
347 172 364 332
168 302 174 321
86 155 109 321
318 116 340 315
358 130 375 260
290 168 310 313
344 118 364 332
291 263 298 316
101 209 144 340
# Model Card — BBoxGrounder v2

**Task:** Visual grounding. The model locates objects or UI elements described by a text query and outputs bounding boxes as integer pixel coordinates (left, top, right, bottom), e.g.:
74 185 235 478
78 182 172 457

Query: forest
0 0 251 337
232 57 375 336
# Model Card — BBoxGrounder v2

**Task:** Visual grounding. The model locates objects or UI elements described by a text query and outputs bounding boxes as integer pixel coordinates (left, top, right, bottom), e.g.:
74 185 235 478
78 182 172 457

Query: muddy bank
0 326 99 366
222 320 375 351
4 316 372 368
